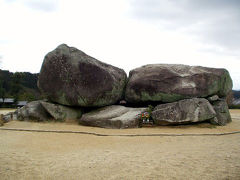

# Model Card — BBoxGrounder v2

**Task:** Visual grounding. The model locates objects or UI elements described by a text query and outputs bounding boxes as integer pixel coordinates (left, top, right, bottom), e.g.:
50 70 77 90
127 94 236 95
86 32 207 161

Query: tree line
0 69 42 104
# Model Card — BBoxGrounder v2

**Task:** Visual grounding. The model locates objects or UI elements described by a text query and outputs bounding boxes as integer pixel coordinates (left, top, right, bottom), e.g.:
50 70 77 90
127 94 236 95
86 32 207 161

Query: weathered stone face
125 64 233 103
40 101 83 122
152 98 216 125
16 101 51 122
210 99 232 126
38 44 127 107
79 105 147 129
4 101 83 122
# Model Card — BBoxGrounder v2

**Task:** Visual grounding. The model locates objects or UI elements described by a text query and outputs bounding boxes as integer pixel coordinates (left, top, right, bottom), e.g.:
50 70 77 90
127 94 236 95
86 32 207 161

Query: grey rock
41 101 83 122
152 98 216 125
210 99 232 126
38 44 127 107
16 101 51 121
125 64 233 103
3 101 83 122
2 113 13 123
79 105 147 129
207 95 219 102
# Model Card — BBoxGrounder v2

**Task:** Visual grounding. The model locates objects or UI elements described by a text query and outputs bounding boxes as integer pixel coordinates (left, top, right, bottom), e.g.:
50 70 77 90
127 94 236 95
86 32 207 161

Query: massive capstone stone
125 64 233 104
38 44 127 107
152 98 216 125
79 105 147 129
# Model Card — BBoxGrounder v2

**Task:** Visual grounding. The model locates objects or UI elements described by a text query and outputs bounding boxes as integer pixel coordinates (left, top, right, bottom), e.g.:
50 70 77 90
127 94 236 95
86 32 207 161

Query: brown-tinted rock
125 64 233 103
152 98 216 125
38 44 127 107
79 105 147 129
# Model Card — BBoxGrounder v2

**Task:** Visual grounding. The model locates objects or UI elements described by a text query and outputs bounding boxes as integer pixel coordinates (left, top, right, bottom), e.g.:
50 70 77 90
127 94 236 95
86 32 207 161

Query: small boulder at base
125 64 232 104
152 98 216 125
79 105 147 129
38 44 127 107
2 112 13 123
16 101 51 121
210 99 232 126
41 101 83 122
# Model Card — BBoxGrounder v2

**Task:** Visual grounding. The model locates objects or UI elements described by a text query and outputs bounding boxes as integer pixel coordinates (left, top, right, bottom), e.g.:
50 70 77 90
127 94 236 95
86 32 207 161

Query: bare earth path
0 109 240 180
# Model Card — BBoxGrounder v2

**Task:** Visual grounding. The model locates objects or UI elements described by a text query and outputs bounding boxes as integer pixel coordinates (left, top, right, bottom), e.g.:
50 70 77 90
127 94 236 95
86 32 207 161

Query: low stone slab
210 99 232 126
16 101 51 121
152 98 216 125
79 105 147 129
41 101 83 122
3 101 83 123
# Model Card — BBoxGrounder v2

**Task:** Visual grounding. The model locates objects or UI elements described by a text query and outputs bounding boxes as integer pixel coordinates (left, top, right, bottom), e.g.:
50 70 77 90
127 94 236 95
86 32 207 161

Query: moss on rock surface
38 44 127 107
41 101 83 121
125 64 233 104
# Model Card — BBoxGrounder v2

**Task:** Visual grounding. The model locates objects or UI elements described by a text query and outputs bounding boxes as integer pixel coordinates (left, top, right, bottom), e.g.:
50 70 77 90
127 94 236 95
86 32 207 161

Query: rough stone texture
3 101 83 122
41 101 83 122
79 105 147 129
38 44 127 107
16 101 51 121
125 64 233 103
210 99 232 126
2 113 13 123
152 98 216 125
207 95 220 102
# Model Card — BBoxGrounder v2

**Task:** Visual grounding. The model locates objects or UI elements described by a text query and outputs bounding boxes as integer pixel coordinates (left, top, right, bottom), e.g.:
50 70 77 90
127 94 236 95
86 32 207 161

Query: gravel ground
0 109 240 180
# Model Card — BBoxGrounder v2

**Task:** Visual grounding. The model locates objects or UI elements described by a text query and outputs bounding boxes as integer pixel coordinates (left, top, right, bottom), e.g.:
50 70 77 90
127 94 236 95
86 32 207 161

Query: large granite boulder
125 64 232 103
40 101 83 122
79 105 147 128
38 44 127 107
152 98 216 125
210 99 232 125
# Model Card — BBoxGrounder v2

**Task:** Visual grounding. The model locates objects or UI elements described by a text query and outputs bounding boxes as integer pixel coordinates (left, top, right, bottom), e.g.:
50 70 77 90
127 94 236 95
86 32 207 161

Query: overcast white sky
0 0 240 89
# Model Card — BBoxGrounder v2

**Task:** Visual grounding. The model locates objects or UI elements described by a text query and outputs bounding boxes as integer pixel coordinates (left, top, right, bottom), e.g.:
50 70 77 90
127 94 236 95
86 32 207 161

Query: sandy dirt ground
0 109 240 179
0 108 16 115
